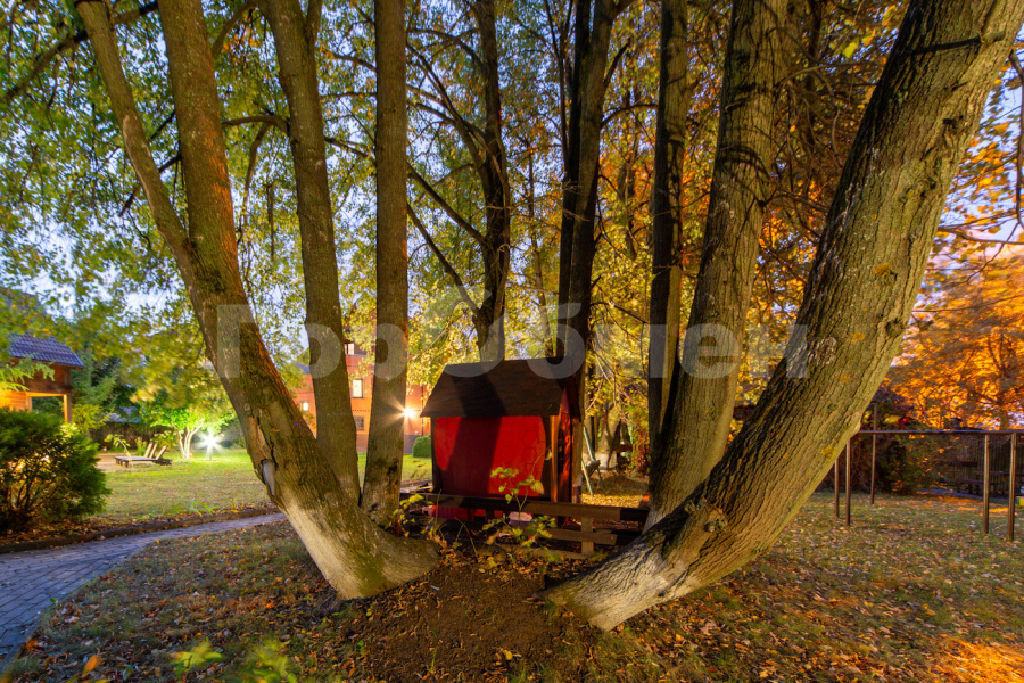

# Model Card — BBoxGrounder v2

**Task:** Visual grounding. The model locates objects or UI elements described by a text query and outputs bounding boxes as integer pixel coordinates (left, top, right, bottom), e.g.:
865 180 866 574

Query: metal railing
833 429 1021 541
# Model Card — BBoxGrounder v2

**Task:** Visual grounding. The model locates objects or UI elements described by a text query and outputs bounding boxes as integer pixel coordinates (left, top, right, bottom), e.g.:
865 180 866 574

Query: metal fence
830 429 1021 541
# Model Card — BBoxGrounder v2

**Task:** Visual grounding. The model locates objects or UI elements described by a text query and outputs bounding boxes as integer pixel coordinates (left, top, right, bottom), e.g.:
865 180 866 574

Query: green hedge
412 435 432 460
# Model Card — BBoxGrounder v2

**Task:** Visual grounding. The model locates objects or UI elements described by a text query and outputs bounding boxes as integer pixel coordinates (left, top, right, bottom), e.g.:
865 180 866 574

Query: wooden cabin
420 359 581 507
1 334 83 421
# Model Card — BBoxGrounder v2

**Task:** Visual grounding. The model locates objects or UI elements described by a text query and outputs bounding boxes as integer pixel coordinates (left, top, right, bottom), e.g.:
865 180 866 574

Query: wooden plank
549 415 559 503
570 418 581 503
870 407 877 505
544 525 639 546
429 425 440 492
400 492 649 523
22 376 73 395
833 457 840 519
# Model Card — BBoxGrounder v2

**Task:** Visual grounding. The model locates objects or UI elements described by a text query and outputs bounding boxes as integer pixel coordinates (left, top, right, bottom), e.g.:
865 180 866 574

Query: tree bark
647 0 693 454
362 0 409 522
408 2 511 362
470 0 512 363
525 142 554 354
260 0 361 497
647 0 786 524
553 0 623 500
77 0 436 597
546 0 1024 628
556 0 619 359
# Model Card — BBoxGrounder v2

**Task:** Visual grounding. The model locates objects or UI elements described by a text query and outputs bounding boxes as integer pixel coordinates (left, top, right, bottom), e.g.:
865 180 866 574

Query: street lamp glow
403 408 418 420
200 431 221 460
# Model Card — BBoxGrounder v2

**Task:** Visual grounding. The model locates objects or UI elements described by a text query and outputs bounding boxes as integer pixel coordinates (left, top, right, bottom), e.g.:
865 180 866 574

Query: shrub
70 402 107 435
412 435 432 460
0 409 109 533
879 436 935 494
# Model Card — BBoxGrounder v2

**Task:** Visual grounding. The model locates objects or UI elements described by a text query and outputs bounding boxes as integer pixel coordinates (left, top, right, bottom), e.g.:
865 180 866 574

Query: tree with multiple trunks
544 0 1024 627
1 0 1021 633
72 0 437 597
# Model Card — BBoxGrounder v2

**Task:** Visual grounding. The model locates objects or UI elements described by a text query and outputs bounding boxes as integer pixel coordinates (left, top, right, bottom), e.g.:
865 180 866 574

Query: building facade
293 344 429 452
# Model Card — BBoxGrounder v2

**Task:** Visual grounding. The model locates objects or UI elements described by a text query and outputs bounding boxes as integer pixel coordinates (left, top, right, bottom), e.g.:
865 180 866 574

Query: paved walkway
0 512 285 666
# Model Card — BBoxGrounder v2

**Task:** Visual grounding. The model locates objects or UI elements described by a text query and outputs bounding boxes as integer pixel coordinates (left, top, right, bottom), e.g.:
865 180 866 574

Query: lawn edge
0 505 280 555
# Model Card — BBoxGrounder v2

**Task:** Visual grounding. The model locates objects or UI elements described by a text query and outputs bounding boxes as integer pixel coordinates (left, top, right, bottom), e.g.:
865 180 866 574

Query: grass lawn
10 491 1023 681
96 450 433 522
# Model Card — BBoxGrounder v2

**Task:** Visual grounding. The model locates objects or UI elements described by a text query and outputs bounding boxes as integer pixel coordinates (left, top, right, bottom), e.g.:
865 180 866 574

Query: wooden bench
400 492 647 555
114 455 172 469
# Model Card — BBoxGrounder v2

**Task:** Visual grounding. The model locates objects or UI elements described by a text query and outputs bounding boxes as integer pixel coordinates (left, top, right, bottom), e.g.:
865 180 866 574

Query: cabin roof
7 334 84 368
421 358 577 418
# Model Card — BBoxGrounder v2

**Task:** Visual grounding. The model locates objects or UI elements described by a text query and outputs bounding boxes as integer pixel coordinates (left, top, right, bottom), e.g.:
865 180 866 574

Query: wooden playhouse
420 359 581 506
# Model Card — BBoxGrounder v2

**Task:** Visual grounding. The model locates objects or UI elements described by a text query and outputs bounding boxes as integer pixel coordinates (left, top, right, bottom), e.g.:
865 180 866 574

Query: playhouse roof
421 358 578 418
7 334 83 368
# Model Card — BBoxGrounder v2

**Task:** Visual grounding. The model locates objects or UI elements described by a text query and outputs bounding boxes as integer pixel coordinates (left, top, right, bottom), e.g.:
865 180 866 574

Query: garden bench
961 476 1007 496
114 454 172 469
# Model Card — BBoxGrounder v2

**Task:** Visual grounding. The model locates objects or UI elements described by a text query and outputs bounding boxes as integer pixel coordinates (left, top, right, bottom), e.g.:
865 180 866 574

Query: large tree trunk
78 0 436 597
647 0 693 454
647 0 786 524
260 0 360 496
470 0 511 363
554 0 623 499
546 0 1024 628
556 0 619 358
525 143 554 355
362 0 409 522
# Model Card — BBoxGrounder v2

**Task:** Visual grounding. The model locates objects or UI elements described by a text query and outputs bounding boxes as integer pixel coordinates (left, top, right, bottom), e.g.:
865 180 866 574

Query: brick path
0 512 285 666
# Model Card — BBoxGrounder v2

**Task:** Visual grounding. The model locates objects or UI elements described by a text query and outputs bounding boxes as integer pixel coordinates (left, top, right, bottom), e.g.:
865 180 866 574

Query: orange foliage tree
890 249 1024 428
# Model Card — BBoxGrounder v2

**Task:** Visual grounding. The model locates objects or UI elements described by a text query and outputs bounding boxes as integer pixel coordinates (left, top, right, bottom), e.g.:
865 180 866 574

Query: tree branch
77 0 188 260
4 1 159 106
407 164 487 247
408 205 479 314
241 121 271 228
212 0 259 55
223 113 288 132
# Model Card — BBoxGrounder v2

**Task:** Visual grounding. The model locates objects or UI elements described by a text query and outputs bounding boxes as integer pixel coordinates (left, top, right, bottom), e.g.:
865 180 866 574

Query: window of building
301 401 309 412
345 343 356 356
352 378 364 398
354 415 365 430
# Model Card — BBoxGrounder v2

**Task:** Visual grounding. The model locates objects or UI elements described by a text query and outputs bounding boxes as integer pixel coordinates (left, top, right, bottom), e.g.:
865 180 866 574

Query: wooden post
982 434 990 534
834 456 840 519
845 441 852 526
1008 434 1017 542
430 427 440 493
869 406 877 505
548 416 559 503
580 516 594 555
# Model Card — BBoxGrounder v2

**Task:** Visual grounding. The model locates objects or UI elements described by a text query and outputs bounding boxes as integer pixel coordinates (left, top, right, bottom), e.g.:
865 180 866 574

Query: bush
412 435 432 460
879 436 935 494
0 409 109 533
